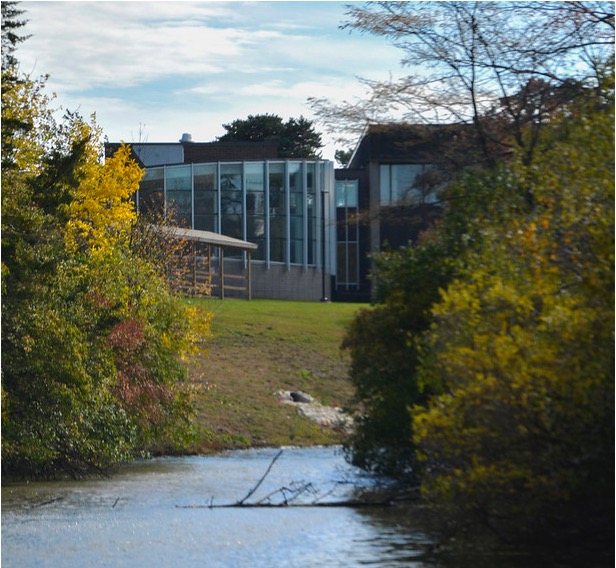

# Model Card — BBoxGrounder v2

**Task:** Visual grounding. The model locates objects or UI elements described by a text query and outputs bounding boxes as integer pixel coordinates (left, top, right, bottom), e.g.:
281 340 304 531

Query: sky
16 1 406 160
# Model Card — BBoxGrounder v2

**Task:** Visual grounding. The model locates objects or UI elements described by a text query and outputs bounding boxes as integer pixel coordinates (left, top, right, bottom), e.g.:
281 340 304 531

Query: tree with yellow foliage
413 88 614 541
2 19 209 477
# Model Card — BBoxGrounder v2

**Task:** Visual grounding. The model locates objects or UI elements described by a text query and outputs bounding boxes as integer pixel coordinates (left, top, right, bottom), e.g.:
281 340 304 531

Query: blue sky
17 1 405 159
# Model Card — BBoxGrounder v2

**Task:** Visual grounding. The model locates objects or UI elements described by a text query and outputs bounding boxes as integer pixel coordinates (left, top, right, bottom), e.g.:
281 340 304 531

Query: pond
0 446 604 567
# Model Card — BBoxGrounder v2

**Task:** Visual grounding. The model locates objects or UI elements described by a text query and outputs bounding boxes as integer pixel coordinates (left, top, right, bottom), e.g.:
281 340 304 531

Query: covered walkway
159 226 258 300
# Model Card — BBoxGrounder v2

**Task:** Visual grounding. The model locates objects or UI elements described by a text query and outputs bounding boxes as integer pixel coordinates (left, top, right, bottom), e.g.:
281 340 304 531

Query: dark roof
182 140 280 163
347 123 467 169
105 140 281 167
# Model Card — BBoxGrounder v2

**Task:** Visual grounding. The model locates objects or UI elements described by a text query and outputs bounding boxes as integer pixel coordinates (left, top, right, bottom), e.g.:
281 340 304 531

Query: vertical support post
220 246 225 300
207 243 212 296
247 251 252 301
192 240 197 294
321 188 327 301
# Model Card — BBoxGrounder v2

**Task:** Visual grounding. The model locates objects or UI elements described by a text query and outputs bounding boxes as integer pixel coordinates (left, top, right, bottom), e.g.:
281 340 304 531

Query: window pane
288 162 301 193
167 191 192 211
379 165 391 205
220 164 242 239
290 239 303 264
290 192 304 215
391 165 422 203
337 243 347 284
336 180 358 207
306 163 316 196
195 190 217 214
335 181 346 208
139 168 164 217
166 165 191 191
220 164 241 194
347 243 358 284
245 162 265 192
269 163 285 213
194 164 216 191
345 182 358 207
194 214 216 232
269 163 286 262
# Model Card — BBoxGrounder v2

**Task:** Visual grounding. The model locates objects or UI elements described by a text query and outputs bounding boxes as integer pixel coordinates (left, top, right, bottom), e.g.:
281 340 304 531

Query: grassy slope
186 298 365 452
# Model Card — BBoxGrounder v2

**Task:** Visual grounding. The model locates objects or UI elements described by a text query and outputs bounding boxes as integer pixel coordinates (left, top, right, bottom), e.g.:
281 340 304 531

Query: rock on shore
276 390 353 432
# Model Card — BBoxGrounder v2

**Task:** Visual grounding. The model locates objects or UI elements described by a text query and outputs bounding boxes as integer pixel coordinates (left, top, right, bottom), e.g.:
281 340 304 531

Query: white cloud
16 1 407 158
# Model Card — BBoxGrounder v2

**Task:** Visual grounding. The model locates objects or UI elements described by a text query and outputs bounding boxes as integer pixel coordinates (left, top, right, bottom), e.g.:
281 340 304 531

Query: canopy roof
156 226 258 252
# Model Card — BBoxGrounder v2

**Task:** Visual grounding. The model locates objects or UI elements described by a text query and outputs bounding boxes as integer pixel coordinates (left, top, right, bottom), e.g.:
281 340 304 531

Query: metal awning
156 226 258 252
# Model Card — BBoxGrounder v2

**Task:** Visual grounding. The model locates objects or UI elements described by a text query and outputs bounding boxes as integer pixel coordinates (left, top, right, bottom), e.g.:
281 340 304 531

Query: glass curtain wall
136 160 327 268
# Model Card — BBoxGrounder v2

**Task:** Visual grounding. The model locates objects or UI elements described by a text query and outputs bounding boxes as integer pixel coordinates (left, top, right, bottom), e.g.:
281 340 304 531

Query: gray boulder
289 391 313 403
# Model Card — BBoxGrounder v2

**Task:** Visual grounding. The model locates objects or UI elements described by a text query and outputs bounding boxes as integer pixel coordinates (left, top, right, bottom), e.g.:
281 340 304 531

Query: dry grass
185 298 366 452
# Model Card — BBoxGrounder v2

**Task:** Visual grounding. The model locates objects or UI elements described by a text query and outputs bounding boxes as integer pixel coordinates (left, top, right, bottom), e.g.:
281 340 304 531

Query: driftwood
176 500 393 509
237 449 283 505
175 449 396 510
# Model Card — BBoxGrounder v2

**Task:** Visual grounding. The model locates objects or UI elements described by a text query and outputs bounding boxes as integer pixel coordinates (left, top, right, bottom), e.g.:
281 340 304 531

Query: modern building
107 124 455 302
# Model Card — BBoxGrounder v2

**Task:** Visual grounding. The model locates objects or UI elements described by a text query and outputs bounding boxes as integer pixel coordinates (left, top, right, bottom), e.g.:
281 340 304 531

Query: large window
289 162 303 264
306 163 317 265
220 163 242 241
269 163 286 263
336 179 359 289
245 162 265 261
194 164 217 232
379 164 435 206
139 167 164 217
166 165 192 226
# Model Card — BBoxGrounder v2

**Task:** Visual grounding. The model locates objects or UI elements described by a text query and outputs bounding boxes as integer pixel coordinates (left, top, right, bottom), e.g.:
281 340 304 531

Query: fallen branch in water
30 497 63 508
176 499 394 509
174 447 414 510
236 449 283 505
254 481 316 506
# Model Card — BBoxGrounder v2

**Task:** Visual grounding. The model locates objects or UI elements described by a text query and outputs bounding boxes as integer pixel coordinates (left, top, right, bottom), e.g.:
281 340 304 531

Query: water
1 447 609 567
2 447 437 567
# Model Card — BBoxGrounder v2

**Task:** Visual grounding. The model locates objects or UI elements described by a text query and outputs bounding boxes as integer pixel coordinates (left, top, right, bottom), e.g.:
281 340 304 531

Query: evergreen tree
217 113 323 158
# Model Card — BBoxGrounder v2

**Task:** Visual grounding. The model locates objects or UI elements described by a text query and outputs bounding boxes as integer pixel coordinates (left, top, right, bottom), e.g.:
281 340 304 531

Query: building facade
107 125 453 302
107 139 336 301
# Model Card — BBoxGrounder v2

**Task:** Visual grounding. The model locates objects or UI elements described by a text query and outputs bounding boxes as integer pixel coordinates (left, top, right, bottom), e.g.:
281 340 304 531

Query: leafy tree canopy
413 96 614 541
1 5 210 478
310 1 614 167
342 72 614 544
217 113 323 158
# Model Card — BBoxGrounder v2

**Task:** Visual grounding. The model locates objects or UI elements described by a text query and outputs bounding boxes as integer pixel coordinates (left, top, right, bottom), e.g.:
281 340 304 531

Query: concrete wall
221 259 330 301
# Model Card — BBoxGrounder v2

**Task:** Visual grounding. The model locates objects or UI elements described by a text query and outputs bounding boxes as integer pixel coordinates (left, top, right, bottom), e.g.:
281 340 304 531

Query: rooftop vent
180 133 193 143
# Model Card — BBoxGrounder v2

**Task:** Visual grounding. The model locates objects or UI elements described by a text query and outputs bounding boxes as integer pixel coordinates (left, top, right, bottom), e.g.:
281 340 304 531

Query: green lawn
185 298 366 452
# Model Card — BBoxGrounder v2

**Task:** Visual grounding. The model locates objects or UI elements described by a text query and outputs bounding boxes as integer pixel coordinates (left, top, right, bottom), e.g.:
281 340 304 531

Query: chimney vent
180 133 193 143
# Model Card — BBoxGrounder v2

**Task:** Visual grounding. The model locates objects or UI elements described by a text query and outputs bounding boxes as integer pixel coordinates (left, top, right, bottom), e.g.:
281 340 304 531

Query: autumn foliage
1 58 210 477
343 74 614 540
